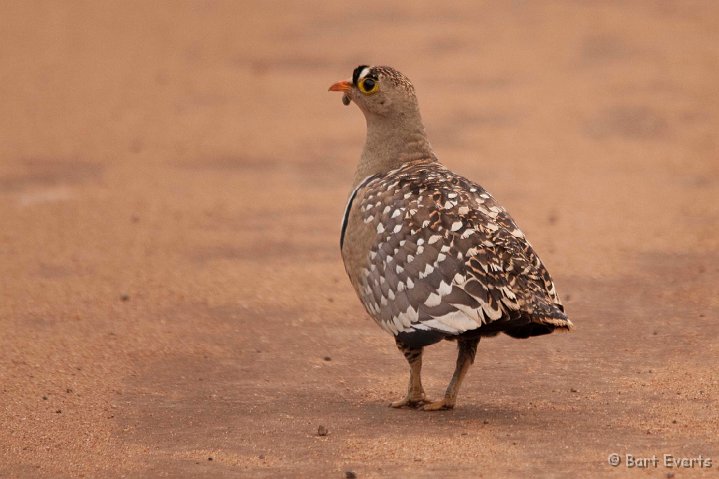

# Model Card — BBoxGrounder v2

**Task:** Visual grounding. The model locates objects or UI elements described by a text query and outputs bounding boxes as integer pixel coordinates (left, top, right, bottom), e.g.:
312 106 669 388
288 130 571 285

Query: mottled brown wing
350 161 564 338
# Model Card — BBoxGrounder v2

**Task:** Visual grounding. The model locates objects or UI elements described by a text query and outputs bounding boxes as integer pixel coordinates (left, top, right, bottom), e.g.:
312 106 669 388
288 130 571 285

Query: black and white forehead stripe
352 65 376 85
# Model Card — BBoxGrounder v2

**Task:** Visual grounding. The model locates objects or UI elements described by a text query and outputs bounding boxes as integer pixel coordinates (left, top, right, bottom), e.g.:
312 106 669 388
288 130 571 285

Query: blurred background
1 2 717 477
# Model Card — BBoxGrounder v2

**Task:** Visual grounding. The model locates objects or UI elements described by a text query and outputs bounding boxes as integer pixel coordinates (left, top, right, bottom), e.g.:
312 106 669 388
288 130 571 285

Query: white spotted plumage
346 160 569 338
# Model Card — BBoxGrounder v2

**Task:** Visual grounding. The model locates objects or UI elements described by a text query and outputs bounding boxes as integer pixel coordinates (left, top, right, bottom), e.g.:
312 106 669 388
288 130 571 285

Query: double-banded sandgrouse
330 65 573 411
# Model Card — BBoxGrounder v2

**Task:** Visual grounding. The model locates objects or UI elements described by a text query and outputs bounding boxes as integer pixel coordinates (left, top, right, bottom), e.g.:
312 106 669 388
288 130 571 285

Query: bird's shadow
359 399 542 428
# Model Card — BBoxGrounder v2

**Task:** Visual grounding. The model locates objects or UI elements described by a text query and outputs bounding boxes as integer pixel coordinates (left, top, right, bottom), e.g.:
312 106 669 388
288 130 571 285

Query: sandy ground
1 1 718 478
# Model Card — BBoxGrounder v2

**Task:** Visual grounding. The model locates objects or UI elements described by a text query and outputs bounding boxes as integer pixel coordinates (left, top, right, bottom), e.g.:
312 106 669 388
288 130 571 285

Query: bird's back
341 160 572 348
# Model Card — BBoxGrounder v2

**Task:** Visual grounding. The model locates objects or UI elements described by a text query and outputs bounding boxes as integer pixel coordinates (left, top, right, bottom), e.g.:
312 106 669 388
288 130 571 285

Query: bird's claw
389 394 430 409
422 398 455 411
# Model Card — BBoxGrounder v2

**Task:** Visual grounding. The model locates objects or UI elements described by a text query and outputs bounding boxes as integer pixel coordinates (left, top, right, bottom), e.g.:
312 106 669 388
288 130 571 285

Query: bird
330 65 573 411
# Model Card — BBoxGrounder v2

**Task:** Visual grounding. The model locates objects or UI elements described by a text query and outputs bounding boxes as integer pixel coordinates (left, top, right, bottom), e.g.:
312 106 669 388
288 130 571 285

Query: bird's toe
422 398 454 411
389 395 429 409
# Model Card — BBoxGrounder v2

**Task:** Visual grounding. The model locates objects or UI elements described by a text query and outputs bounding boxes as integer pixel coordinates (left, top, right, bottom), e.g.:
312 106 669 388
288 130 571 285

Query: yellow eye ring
358 77 379 94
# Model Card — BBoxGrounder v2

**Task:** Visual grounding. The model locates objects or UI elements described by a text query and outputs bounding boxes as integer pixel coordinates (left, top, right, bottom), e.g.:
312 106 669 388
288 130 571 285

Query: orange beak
328 80 352 92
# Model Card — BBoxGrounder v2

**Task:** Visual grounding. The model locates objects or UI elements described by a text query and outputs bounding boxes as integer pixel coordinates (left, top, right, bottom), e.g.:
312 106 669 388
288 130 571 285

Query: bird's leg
390 343 428 408
424 337 480 411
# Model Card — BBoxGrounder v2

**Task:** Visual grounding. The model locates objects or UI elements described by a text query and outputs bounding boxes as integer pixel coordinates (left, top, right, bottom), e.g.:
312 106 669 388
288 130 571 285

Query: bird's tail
503 302 573 339
530 302 574 331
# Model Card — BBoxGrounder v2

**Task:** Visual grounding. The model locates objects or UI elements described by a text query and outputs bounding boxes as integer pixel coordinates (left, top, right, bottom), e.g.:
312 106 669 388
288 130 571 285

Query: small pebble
120 294 130 302
345 471 357 479
208 457 213 461
258 454 265 460
42 396 48 400
55 409 62 414
570 388 578 393
483 419 489 425
318 425 328 436
323 356 332 362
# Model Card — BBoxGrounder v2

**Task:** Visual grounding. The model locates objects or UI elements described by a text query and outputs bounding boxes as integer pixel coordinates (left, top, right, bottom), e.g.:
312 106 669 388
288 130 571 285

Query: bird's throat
352 115 435 187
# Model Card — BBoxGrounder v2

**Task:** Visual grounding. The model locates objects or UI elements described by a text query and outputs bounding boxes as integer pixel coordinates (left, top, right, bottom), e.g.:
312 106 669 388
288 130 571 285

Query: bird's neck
352 113 435 187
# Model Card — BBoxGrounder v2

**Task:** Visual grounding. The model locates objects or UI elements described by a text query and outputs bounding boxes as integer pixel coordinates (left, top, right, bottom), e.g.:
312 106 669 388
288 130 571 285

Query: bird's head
329 65 419 119
329 65 432 183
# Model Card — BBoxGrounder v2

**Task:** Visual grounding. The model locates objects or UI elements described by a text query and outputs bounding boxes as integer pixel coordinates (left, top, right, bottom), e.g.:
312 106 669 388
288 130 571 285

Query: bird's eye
359 78 378 94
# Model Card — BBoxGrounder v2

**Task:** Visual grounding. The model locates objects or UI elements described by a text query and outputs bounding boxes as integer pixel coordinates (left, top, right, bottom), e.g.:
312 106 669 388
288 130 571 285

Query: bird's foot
422 398 455 411
389 394 429 409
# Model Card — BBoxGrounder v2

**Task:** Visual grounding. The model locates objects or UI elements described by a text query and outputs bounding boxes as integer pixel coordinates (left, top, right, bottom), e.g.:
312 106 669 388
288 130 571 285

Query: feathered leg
390 342 428 408
424 337 480 411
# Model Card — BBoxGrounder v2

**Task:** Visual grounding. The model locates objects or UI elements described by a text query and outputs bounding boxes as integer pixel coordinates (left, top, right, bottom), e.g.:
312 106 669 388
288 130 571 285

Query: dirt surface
1 2 718 478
